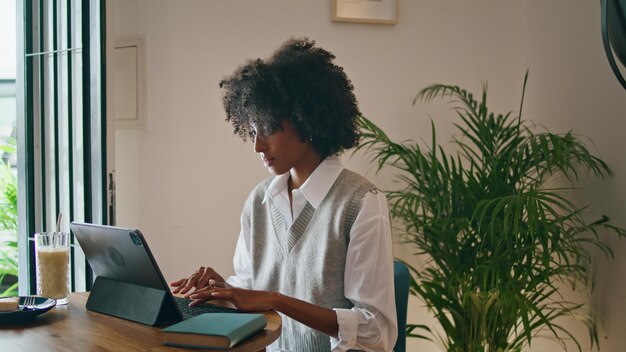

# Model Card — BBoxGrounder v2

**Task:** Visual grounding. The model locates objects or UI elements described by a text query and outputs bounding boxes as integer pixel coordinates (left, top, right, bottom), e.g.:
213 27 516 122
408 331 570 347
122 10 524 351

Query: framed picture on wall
331 0 398 25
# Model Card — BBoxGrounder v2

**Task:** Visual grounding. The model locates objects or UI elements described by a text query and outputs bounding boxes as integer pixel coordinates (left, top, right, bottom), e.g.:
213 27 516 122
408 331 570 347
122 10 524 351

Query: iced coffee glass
35 232 70 305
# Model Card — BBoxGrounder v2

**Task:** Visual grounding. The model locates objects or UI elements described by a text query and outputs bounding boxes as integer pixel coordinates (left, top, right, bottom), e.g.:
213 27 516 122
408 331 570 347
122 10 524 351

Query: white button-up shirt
227 156 398 351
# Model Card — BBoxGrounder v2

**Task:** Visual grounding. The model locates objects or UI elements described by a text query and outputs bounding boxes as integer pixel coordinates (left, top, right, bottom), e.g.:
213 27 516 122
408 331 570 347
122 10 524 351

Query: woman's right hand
169 266 228 295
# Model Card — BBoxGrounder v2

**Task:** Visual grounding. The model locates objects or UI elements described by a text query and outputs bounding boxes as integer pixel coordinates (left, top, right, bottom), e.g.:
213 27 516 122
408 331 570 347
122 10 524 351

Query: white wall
112 1 626 351
526 1 626 351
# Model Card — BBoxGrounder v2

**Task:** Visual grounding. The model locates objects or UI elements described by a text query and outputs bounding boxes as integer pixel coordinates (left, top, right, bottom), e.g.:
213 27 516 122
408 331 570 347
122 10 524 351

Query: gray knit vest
242 169 377 352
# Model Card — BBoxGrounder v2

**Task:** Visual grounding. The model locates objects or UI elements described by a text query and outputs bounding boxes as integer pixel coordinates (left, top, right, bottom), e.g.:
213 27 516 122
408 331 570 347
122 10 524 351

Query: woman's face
252 119 319 175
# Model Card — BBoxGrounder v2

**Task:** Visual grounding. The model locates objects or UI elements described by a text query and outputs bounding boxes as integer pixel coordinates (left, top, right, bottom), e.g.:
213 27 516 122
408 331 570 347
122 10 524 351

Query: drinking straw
56 213 62 233
55 213 62 249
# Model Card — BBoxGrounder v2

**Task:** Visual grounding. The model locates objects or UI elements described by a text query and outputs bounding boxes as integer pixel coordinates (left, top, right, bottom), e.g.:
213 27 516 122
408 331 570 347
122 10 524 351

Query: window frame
16 0 108 295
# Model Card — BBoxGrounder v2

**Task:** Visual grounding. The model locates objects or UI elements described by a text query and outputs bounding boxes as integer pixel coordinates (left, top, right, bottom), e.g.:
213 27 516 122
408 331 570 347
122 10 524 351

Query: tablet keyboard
174 296 239 315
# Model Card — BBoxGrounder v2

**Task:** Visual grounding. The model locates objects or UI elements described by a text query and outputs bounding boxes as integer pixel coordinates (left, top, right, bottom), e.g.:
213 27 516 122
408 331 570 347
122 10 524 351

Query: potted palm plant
357 74 625 352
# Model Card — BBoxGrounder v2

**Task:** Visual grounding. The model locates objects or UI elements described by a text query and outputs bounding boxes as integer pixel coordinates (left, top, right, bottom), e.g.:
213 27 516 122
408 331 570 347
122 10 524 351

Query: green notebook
162 313 267 349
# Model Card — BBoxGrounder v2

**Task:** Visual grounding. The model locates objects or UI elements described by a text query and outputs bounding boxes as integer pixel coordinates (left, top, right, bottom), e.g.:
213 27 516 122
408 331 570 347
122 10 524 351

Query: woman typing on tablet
170 37 397 352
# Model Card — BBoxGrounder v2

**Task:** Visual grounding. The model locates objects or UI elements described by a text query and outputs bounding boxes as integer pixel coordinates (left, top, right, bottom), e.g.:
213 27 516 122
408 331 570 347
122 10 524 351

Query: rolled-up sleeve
330 191 398 351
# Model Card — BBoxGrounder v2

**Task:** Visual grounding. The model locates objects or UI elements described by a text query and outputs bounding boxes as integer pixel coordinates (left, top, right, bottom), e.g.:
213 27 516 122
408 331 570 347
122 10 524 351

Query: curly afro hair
219 37 361 158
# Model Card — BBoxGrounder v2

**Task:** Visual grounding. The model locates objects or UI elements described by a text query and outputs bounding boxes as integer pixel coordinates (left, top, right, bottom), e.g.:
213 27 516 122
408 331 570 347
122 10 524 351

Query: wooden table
0 292 281 351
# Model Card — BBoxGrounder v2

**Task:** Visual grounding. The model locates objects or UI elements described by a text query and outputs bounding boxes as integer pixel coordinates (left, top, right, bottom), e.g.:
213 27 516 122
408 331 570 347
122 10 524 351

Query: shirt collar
262 155 344 209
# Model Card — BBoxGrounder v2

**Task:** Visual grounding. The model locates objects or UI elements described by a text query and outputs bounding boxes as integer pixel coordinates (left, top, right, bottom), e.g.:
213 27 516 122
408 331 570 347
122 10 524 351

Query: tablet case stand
86 276 180 326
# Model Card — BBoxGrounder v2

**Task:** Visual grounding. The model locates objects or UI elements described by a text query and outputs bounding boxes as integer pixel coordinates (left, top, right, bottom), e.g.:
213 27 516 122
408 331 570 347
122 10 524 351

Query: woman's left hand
188 287 280 311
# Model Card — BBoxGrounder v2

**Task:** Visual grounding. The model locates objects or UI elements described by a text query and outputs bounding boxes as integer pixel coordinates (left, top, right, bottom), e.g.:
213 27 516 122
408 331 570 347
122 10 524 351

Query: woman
171 37 397 352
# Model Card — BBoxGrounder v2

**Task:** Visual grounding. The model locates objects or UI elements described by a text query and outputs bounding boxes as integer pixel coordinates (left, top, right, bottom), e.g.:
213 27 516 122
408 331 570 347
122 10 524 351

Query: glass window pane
70 0 86 292
44 45 56 232
0 97 16 137
18 0 100 295
0 0 17 79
